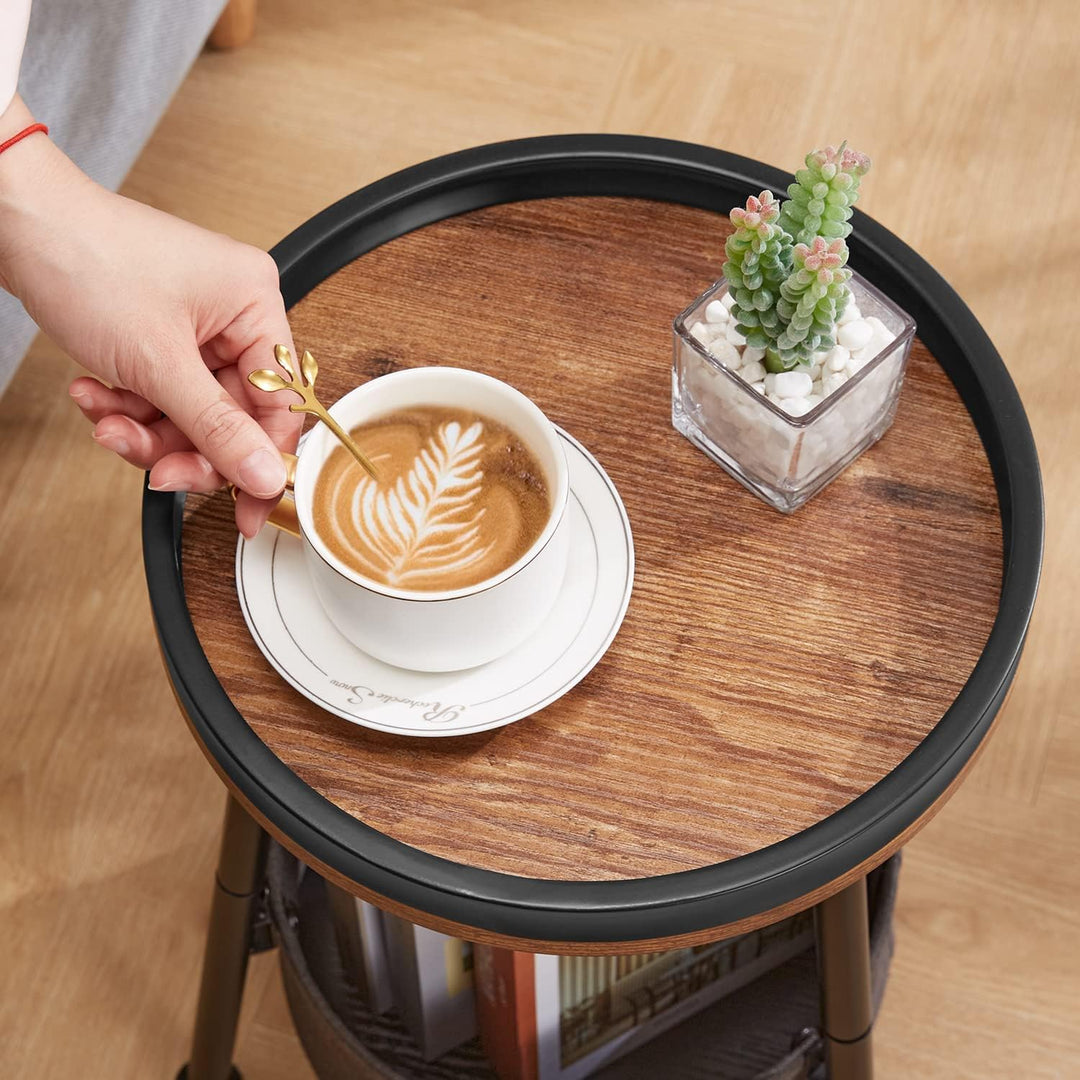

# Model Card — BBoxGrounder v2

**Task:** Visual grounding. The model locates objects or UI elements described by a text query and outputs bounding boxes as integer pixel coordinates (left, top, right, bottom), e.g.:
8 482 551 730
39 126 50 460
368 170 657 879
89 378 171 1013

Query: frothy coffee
312 406 551 591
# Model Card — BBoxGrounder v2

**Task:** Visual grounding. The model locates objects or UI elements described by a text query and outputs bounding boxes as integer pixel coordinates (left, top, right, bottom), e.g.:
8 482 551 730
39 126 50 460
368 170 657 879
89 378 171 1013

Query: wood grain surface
181 195 1003 883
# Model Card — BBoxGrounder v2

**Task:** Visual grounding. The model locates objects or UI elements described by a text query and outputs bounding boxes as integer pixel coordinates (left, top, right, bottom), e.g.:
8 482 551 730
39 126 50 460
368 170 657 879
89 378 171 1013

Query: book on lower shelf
325 881 397 1015
474 910 815 1080
382 911 478 1061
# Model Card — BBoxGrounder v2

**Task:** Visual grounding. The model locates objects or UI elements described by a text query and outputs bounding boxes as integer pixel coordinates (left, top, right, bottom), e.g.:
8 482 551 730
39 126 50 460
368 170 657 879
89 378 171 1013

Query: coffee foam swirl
312 407 550 592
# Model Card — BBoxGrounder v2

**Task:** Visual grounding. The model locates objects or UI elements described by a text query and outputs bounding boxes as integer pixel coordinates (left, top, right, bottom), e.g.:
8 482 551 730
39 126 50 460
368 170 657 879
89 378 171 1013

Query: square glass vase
672 273 916 512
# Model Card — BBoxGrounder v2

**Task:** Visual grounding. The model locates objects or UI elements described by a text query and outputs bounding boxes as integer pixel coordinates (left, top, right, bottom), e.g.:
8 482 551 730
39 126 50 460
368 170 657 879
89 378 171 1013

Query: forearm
1 0 32 117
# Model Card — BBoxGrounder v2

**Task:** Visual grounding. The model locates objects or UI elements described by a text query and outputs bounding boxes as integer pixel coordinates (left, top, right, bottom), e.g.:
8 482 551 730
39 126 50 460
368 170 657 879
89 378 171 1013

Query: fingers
215 363 299 536
147 451 227 494
74 337 293 537
69 377 162 425
74 377 226 489
234 491 280 539
92 413 185 467
89 411 253 515
133 338 288 501
90 413 225 491
210 270 303 535
219 360 303 454
212 277 304 457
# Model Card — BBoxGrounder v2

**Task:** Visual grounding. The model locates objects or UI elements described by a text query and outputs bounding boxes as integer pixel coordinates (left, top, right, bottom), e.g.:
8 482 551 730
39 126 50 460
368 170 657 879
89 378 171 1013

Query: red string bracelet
0 123 49 157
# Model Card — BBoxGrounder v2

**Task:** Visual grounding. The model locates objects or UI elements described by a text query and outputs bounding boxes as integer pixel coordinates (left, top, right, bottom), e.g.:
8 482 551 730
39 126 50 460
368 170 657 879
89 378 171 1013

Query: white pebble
708 337 741 368
812 379 824 396
838 302 862 326
864 316 896 358
721 291 737 311
741 345 766 364
740 360 766 383
838 319 873 351
725 326 747 347
846 352 871 375
823 372 849 395
704 299 730 324
780 396 813 417
689 321 711 345
809 362 823 380
773 370 814 398
825 345 850 372
764 372 778 395
752 381 767 394
805 394 823 408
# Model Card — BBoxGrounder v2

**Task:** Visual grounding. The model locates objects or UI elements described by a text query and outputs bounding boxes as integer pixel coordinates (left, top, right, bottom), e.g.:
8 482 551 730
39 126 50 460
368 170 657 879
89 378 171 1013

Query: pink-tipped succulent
722 191 793 357
795 236 846 279
778 141 871 246
809 144 871 177
721 142 871 370
774 237 852 361
729 190 782 234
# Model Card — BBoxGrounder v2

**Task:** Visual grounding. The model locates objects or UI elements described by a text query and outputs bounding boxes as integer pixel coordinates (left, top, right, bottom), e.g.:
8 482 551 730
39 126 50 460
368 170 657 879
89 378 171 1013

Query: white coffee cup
263 367 570 671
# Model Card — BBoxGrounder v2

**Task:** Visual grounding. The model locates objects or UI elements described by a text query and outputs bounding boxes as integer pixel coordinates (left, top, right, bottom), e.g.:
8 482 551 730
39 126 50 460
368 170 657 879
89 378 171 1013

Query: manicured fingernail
71 391 93 409
148 479 185 492
237 448 286 497
93 432 130 456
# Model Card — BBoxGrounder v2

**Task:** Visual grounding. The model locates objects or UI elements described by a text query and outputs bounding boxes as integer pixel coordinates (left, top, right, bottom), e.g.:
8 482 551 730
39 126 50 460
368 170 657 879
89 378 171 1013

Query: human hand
0 101 301 536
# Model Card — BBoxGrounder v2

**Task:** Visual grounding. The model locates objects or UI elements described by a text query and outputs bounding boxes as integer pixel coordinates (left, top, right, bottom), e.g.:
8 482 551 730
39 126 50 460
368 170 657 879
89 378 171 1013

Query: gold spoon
248 345 379 480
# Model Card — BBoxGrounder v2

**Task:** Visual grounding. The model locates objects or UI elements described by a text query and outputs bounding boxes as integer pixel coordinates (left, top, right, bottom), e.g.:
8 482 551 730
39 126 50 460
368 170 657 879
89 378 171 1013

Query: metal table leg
177 794 269 1080
815 875 874 1080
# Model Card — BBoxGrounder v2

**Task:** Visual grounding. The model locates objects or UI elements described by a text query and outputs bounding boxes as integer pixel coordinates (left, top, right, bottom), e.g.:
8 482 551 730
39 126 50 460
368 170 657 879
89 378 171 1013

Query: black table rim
142 135 1043 945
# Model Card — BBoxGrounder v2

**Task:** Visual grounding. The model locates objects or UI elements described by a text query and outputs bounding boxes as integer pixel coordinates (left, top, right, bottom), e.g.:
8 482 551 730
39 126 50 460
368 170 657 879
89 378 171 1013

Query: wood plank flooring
2 0 1077 1076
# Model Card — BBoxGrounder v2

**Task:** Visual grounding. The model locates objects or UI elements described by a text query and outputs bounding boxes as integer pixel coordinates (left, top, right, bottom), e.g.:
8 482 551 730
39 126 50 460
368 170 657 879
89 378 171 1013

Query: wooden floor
1 1 1077 1076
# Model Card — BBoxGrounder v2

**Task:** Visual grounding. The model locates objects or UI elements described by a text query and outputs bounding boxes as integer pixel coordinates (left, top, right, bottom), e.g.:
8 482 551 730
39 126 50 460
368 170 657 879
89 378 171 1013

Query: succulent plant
773 236 851 363
722 191 793 358
721 143 870 371
777 143 871 245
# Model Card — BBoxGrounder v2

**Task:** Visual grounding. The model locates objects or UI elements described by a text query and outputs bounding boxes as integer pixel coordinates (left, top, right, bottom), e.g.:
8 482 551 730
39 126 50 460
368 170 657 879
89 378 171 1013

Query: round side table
145 136 1042 1080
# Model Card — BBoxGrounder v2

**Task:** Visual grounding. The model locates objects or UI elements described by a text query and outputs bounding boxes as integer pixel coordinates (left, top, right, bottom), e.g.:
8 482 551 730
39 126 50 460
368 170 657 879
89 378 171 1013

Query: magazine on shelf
475 910 814 1080
324 882 395 1015
382 911 478 1061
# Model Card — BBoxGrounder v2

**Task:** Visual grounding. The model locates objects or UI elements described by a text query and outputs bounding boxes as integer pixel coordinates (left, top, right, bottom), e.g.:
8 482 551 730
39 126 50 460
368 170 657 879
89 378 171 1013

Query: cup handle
230 451 300 538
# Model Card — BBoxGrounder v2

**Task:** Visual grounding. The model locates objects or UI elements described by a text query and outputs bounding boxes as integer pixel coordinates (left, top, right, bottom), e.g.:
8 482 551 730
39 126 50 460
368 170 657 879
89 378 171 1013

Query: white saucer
235 428 634 737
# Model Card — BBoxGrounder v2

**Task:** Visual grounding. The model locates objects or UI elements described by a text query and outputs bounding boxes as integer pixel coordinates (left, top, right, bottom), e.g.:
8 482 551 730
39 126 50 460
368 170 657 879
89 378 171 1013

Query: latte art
312 406 551 591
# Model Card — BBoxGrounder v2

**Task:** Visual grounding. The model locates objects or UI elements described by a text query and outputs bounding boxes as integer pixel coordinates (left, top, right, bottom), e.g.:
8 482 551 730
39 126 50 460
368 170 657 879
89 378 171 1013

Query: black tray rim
143 134 1043 945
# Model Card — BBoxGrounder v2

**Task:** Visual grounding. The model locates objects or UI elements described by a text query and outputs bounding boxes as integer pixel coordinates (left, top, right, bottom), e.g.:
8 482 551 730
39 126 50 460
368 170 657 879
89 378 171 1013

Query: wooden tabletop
181 194 1002 915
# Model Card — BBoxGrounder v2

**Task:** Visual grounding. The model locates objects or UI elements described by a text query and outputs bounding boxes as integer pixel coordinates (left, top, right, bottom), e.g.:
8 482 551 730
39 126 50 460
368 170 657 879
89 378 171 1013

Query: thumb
143 345 287 499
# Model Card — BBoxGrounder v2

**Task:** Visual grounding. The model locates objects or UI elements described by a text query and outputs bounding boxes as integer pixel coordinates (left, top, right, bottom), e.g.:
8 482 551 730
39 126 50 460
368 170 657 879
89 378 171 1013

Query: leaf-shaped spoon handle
248 346 379 480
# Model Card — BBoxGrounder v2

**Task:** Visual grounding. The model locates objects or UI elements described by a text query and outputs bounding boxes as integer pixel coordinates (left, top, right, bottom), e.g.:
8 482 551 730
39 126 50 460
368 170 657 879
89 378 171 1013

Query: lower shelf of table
267 845 900 1080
